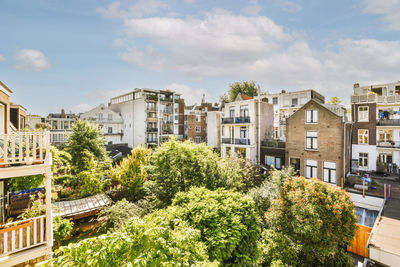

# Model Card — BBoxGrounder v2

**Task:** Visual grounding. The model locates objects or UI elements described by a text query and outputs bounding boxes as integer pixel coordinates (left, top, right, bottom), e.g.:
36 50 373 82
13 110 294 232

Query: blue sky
1 0 400 115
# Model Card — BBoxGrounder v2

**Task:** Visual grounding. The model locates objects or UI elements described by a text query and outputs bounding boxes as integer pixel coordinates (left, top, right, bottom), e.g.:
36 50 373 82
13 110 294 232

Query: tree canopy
327 96 342 105
220 81 260 102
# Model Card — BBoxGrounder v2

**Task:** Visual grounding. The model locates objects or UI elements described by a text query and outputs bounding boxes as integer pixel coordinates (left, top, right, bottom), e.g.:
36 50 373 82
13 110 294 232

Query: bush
9 175 44 192
76 171 103 197
19 193 46 220
149 138 226 205
97 199 143 233
150 187 261 265
54 175 78 188
108 146 151 200
264 176 357 266
51 216 213 266
51 146 72 176
53 216 74 246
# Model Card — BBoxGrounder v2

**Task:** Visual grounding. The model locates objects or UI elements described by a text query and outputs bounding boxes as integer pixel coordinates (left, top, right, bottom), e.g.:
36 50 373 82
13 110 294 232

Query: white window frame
323 161 336 184
358 106 369 122
306 110 318 124
196 126 201 133
305 159 318 178
306 131 318 150
358 129 369 145
359 153 369 168
195 136 201 144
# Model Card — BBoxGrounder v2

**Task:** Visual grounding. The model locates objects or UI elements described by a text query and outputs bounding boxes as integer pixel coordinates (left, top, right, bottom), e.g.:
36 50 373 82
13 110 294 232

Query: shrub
19 193 46 220
76 171 103 197
53 216 74 246
51 216 213 266
264 176 357 266
108 146 151 200
54 175 78 188
150 187 261 265
149 138 226 205
97 199 143 233
9 175 44 192
51 146 72 176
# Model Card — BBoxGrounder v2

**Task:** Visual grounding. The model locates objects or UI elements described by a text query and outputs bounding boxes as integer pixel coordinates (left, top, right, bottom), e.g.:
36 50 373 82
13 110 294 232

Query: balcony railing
146 94 158 101
261 140 285 148
146 139 158 144
160 97 173 102
0 132 50 167
221 117 251 124
351 94 400 104
147 128 158 132
222 138 251 145
376 119 400 126
377 141 400 148
0 215 46 257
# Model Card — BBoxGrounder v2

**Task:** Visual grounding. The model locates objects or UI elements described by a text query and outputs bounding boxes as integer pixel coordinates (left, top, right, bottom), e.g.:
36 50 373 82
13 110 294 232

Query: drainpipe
257 88 261 165
344 121 353 183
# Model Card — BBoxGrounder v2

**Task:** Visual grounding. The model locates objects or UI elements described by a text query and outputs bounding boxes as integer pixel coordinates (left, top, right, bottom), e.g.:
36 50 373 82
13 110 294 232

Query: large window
306 110 318 123
306 131 318 150
240 105 249 117
273 97 278 105
290 158 300 175
378 129 392 142
265 156 282 169
196 126 201 133
229 107 235 118
195 136 201 144
292 98 298 106
240 126 247 139
306 159 318 178
358 106 369 122
359 153 368 168
323 162 336 184
358 129 369 144
108 127 112 134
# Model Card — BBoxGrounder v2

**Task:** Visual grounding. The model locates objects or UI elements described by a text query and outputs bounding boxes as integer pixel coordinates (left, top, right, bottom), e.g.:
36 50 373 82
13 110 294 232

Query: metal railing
261 140 285 148
222 138 251 145
0 131 50 166
221 116 251 124
0 215 46 257
376 119 400 126
146 128 158 132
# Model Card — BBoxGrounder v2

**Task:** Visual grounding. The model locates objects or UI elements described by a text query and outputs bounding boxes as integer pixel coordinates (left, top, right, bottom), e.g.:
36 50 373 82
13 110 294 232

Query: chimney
281 90 286 94
353 83 360 88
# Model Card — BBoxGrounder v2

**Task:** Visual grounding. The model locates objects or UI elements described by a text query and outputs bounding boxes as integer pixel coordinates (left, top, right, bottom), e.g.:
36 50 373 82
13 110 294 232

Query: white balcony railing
351 94 400 104
0 215 46 257
0 131 50 167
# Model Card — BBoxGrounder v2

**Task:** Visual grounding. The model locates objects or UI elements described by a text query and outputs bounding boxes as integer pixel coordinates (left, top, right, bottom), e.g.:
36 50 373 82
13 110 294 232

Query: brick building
286 99 351 185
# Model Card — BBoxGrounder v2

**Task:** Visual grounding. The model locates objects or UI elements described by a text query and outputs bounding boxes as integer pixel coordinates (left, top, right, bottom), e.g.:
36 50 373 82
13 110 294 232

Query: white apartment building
220 94 274 163
26 114 43 130
351 81 400 173
206 110 222 148
80 104 123 144
259 89 325 141
109 88 184 147
45 109 77 145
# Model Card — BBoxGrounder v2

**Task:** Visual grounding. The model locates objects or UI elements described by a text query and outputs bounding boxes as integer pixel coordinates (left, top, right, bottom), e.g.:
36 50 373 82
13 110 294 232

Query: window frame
305 110 318 124
359 152 369 168
195 126 201 133
323 161 336 184
305 159 318 178
358 106 369 122
358 129 369 145
305 131 318 150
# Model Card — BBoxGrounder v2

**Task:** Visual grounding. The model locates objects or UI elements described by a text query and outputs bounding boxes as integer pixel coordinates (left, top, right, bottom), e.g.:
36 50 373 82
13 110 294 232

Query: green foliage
35 122 51 130
51 215 214 266
97 199 143 233
76 170 103 197
149 138 226 205
151 187 261 266
54 175 78 188
19 193 46 220
53 216 74 245
51 146 72 175
108 146 151 200
9 175 44 192
65 120 110 174
327 96 342 105
220 154 265 192
220 81 260 102
264 176 357 266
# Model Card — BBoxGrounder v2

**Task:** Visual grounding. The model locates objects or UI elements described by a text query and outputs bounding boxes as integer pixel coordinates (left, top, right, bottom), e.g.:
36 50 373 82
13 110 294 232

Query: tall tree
327 96 342 105
221 81 260 102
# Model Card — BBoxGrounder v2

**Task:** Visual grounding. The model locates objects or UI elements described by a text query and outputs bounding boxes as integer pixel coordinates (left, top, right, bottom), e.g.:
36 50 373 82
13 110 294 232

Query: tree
108 146 151 200
221 81 260 102
151 187 261 266
9 175 44 192
51 146 72 176
263 176 357 266
35 122 51 130
327 96 342 105
51 215 213 266
149 138 226 205
65 120 109 174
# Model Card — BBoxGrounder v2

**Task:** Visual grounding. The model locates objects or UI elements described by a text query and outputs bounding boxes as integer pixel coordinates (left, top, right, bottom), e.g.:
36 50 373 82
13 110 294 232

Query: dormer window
306 110 318 123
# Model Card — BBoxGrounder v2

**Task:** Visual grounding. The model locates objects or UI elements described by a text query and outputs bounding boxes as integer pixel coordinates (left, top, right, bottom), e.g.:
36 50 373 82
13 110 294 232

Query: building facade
109 88 184 148
0 81 12 134
285 99 351 186
10 104 26 130
206 110 222 149
351 81 400 173
45 109 77 145
220 94 274 163
260 89 325 141
80 104 123 144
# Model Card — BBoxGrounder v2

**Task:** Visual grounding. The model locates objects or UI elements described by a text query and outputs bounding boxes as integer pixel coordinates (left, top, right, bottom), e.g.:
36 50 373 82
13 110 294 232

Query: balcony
146 107 157 112
147 128 158 133
376 119 400 126
377 141 400 148
146 94 158 101
146 139 158 144
261 139 285 148
160 96 173 102
222 138 251 145
351 94 400 104
221 116 250 124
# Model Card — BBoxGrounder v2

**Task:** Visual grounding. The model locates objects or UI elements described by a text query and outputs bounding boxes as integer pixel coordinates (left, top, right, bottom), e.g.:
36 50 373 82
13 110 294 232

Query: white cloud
167 83 211 105
363 0 400 31
242 0 261 16
0 55 5 62
85 89 131 101
272 0 302 13
15 49 50 72
97 0 167 19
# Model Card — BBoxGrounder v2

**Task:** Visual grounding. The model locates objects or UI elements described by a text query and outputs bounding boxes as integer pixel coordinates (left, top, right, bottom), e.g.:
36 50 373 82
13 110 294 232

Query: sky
1 0 400 115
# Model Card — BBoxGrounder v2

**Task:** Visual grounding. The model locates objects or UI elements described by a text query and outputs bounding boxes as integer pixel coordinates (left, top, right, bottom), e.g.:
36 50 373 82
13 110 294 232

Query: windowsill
305 148 318 151
358 143 369 145
305 122 318 124
357 120 369 122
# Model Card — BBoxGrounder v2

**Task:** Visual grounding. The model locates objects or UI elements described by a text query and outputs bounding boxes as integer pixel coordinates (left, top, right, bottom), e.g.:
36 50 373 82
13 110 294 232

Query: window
265 156 282 169
240 105 249 117
196 115 201 122
378 129 392 142
147 102 155 111
358 106 369 122
195 136 201 144
240 126 247 138
323 162 336 184
108 127 112 134
306 159 318 178
306 131 318 150
358 129 369 144
98 113 103 120
108 114 113 121
359 153 368 168
292 98 298 106
306 110 318 123
273 97 278 105
290 158 300 175
196 126 201 132
229 107 235 118
274 127 279 139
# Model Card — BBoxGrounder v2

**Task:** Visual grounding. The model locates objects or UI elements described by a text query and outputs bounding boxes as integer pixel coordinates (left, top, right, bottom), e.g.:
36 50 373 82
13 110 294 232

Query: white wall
133 99 146 147
352 144 377 171
206 111 221 148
